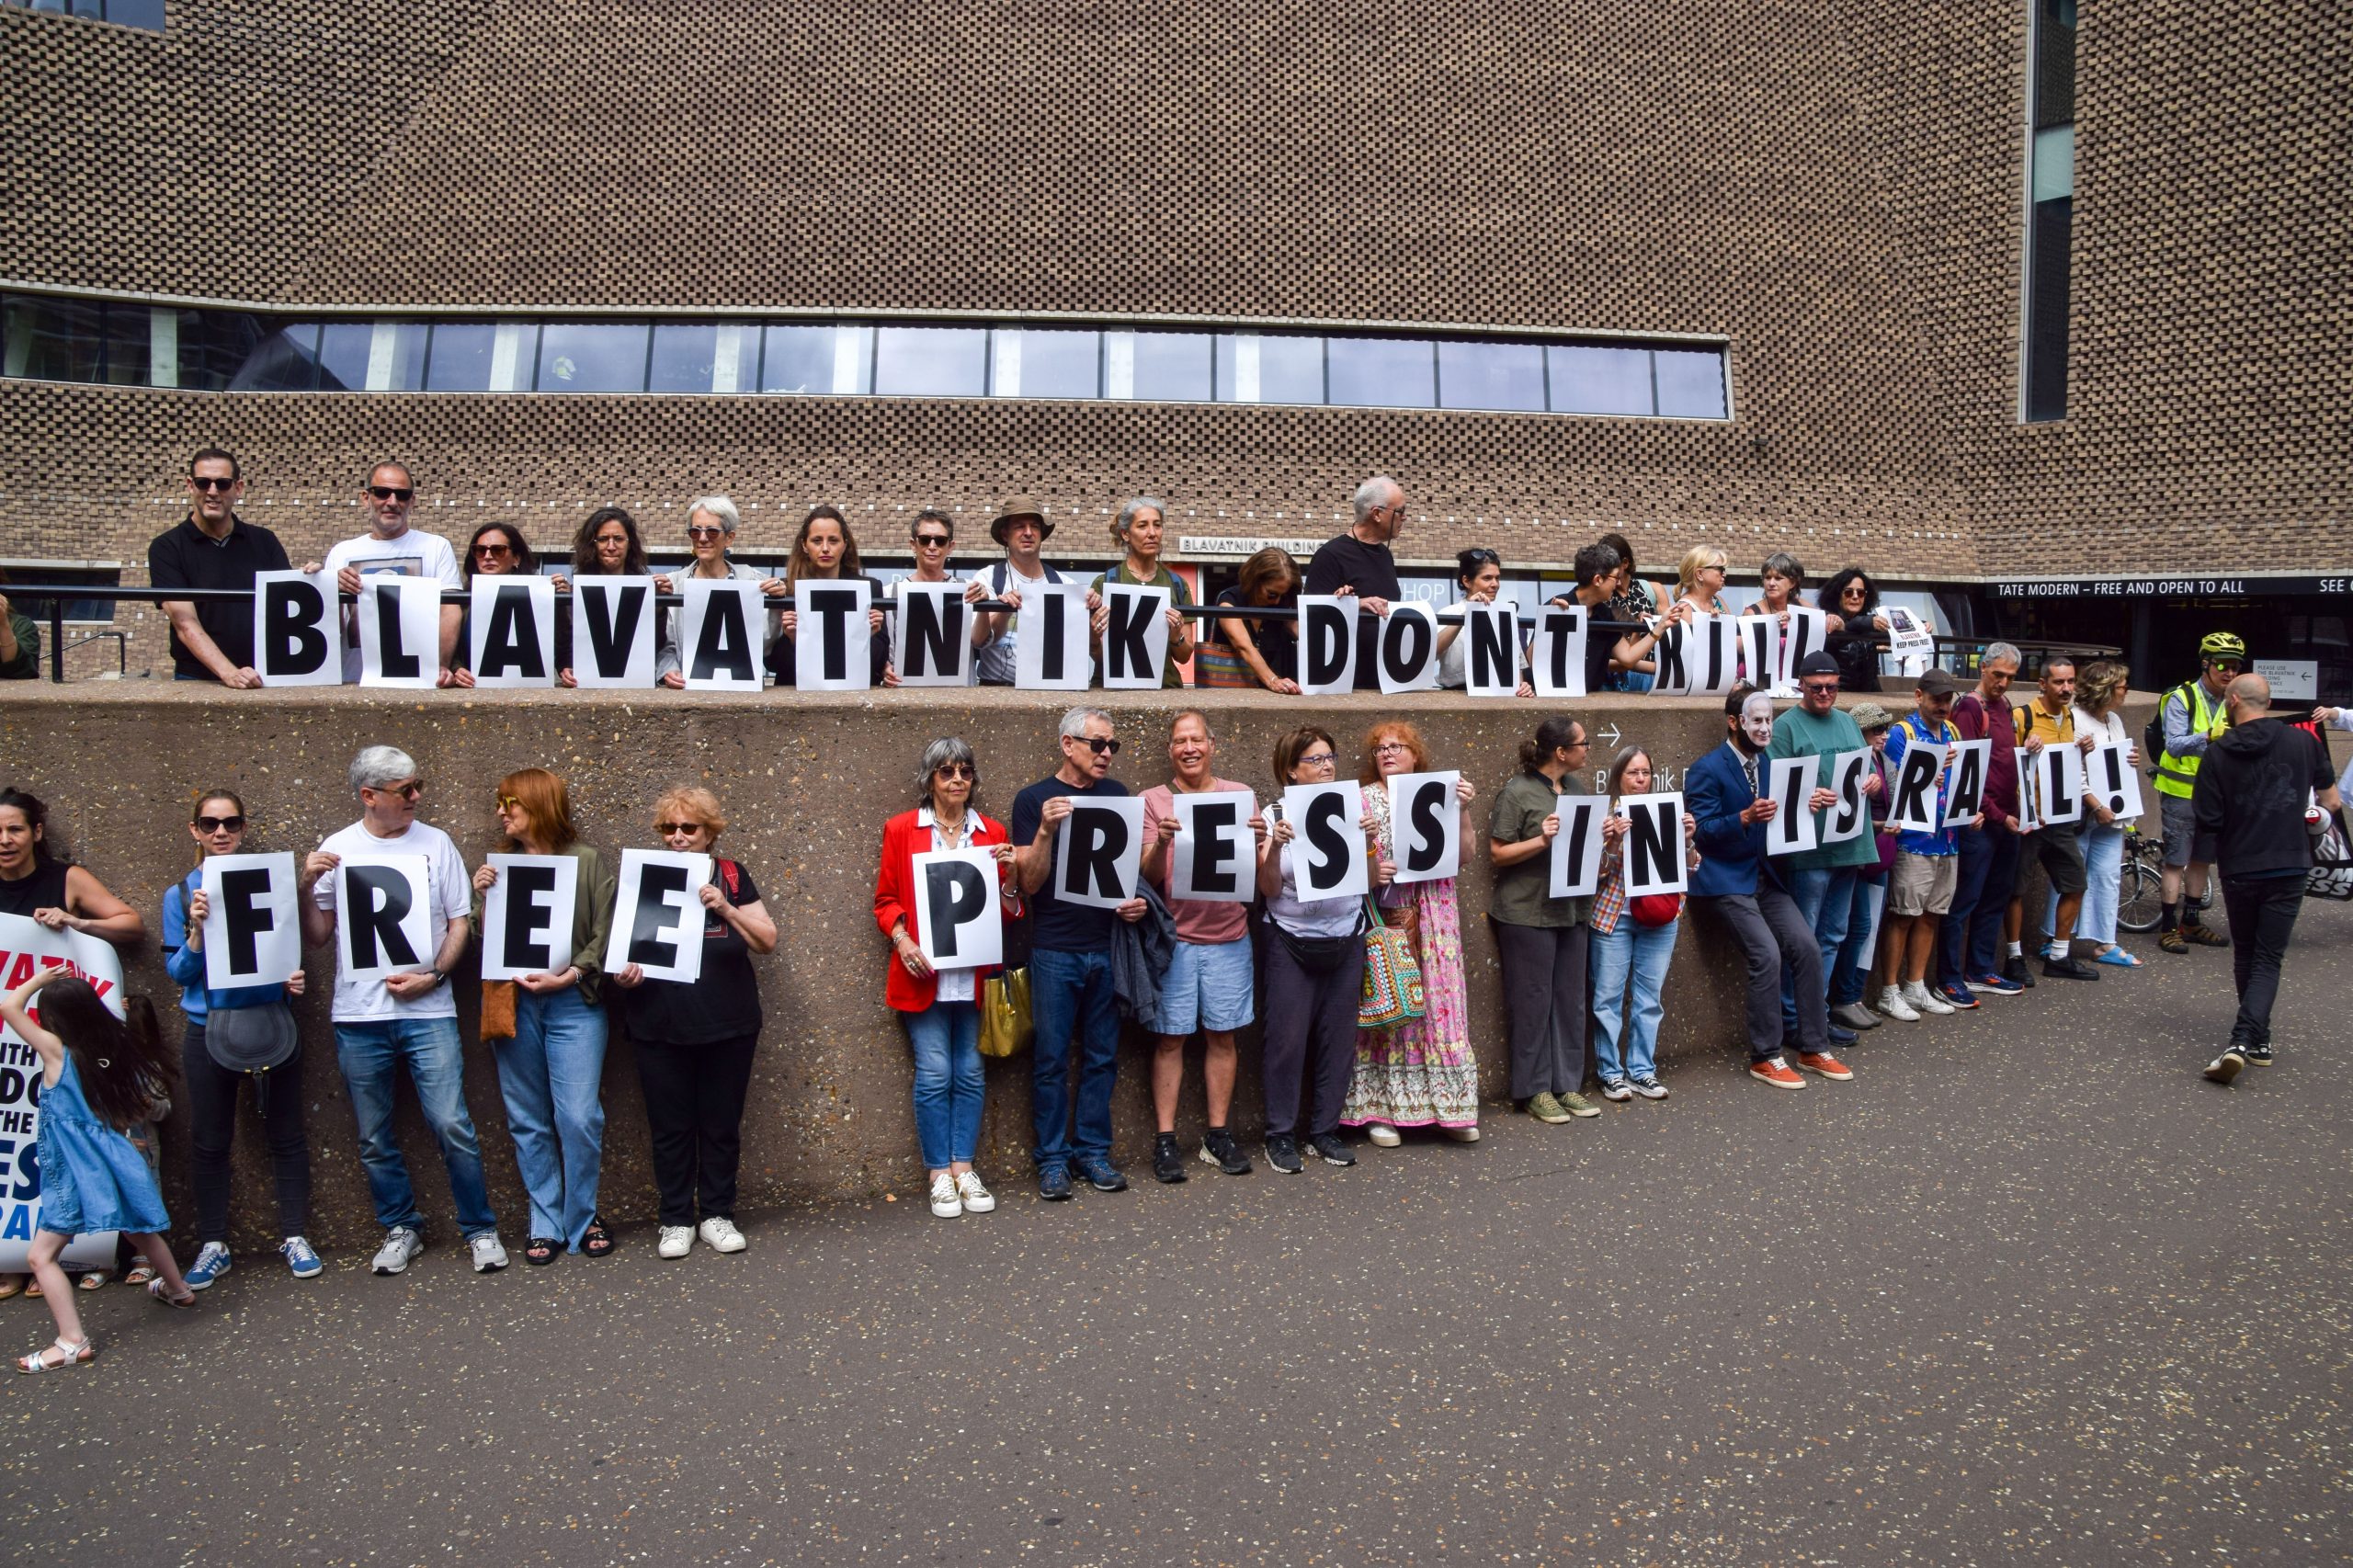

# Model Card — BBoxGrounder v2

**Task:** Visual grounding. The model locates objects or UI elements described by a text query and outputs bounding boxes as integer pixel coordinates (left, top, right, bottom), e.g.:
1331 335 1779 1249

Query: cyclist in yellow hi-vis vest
2154 631 2245 953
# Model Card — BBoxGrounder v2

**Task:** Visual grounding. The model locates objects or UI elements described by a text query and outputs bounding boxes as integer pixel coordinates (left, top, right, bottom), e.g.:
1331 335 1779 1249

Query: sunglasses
913 534 952 548
688 525 728 540
194 814 245 834
655 821 706 836
473 542 514 558
1072 735 1121 756
934 762 975 780
368 484 415 502
494 793 523 812
368 779 426 800
1802 679 1840 692
191 476 237 493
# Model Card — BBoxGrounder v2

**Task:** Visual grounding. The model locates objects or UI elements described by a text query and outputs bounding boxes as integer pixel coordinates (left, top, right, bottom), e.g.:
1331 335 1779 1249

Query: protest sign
1620 791 1689 897
1100 583 1172 690
1052 797 1146 910
255 570 342 687
477 854 580 982
606 848 713 983
796 579 873 691
1889 738 1949 835
2085 742 2143 821
1823 748 1872 845
358 577 443 689
1461 604 1520 698
1169 791 1258 904
1656 616 1736 696
334 854 435 984
1547 794 1610 898
1278 781 1368 900
679 579 764 691
1298 597 1358 695
1529 604 1589 699
1739 616 1778 692
1766 755 1821 857
1943 738 1992 829
198 852 301 993
467 576 556 688
1376 602 1439 695
892 581 975 687
1774 608 1829 691
0 913 123 1272
911 847 1003 971
1014 583 1092 690
1387 772 1462 885
570 576 658 687
2029 743 2085 826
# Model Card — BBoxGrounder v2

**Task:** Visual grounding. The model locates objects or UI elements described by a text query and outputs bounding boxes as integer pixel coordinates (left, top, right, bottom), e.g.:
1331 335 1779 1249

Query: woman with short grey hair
654 494 785 687
1089 496 1196 688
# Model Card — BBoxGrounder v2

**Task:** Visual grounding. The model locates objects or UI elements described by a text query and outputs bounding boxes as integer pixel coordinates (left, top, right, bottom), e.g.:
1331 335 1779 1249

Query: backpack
2143 684 2192 775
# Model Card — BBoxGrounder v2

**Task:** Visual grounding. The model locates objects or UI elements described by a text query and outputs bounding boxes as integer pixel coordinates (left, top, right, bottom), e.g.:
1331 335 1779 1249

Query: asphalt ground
6 897 2349 1567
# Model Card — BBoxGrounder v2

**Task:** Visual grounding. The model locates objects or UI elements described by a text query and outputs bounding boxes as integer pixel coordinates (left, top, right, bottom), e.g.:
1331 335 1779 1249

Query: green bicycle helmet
2199 631 2247 662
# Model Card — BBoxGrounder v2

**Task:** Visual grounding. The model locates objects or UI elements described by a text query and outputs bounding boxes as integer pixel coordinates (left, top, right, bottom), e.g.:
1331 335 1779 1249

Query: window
1117 331 1213 402
2 294 106 381
1325 336 1435 409
1216 334 1324 404
993 328 1099 399
1654 347 1728 419
1438 341 1547 412
2 0 165 30
537 322 649 393
1549 345 1654 415
2022 0 2075 423
874 325 987 397
650 323 758 394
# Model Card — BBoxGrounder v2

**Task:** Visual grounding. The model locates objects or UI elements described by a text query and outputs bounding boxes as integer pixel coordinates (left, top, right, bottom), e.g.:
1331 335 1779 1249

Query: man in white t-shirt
303 460 463 683
300 744 506 1278
973 497 1098 686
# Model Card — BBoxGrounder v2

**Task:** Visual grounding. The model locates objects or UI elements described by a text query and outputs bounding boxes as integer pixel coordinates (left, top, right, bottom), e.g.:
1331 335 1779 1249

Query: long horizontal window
1 0 165 30
0 292 1732 419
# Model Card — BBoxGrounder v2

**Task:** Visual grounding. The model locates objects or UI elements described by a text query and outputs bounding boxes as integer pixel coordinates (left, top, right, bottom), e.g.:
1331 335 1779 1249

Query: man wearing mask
1303 476 1405 691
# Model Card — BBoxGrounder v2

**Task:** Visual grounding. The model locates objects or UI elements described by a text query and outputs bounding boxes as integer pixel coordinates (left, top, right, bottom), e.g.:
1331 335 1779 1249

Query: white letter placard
334 854 434 984
1775 608 1829 692
478 854 580 982
1461 604 1521 699
1530 604 1589 699
1620 791 1689 898
2085 742 2143 821
911 847 1002 971
254 570 342 687
1052 796 1146 910
2030 743 2085 827
1547 794 1610 898
1297 596 1358 696
679 579 763 690
1823 748 1872 845
469 577 557 688
199 852 301 993
1941 737 1991 830
1739 616 1779 692
1766 755 1821 857
1100 583 1171 690
892 581 975 687
1014 583 1093 691
1278 781 1368 901
571 576 658 687
1375 601 1439 695
796 578 873 691
1387 771 1462 885
1657 616 1737 696
358 576 443 689
1889 737 1949 835
1170 791 1258 904
606 848 714 983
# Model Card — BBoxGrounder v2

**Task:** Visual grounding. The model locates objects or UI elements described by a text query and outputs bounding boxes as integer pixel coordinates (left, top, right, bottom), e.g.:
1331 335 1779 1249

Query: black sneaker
1151 1133 1188 1185
2202 1049 2245 1085
2244 1041 2274 1065
1199 1129 1254 1176
1305 1132 1357 1167
2002 955 2038 989
1038 1164 1074 1201
1265 1134 1304 1175
1074 1154 1129 1192
2042 955 2099 981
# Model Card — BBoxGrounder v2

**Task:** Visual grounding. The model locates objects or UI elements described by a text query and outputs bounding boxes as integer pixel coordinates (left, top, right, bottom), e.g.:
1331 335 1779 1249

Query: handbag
1629 892 1683 927
1193 643 1260 689
1358 896 1427 1029
480 979 518 1041
977 966 1033 1058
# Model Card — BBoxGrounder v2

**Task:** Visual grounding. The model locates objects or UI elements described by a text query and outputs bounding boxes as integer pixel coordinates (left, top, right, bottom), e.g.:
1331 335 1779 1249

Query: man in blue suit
1687 685 1855 1090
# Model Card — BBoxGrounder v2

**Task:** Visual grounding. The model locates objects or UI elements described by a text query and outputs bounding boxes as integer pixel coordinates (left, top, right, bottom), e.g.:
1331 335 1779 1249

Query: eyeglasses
367 779 425 800
913 534 952 549
687 525 727 540
1298 751 1337 769
191 476 237 493
494 793 523 812
367 485 415 502
1073 735 1121 755
1374 741 1411 756
1802 679 1840 693
934 762 974 779
1562 737 1589 750
194 814 244 834
655 821 706 836
473 543 514 558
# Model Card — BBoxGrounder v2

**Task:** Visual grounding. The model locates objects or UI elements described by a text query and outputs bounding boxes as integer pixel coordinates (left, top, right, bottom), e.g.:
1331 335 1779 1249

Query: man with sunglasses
882 508 989 687
2155 631 2247 953
311 460 462 683
146 447 291 685
1012 709 1150 1199
301 745 506 1278
1766 651 1882 1040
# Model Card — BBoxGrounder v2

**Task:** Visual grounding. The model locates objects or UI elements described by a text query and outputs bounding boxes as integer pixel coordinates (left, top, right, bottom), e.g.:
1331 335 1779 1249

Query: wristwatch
426 967 449 987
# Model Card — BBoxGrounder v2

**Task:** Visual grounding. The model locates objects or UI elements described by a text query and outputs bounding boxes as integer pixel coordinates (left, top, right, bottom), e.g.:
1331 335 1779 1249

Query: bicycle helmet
2199 631 2247 662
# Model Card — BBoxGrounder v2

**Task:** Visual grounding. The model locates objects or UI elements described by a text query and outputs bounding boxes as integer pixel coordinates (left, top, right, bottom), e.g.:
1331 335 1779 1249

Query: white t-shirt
973 561 1058 686
311 817 471 1022
323 528 463 682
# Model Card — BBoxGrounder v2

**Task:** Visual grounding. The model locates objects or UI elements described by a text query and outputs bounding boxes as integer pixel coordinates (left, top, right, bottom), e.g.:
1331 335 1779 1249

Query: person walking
2154 631 2245 953
1486 717 1603 1120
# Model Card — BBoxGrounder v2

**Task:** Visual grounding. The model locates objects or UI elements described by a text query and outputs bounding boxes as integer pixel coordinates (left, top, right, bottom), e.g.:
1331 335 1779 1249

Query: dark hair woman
769 505 888 687
553 506 653 687
1486 716 1606 1125
1199 546 1302 693
1588 747 1698 1100
1819 567 1888 692
1437 549 1533 695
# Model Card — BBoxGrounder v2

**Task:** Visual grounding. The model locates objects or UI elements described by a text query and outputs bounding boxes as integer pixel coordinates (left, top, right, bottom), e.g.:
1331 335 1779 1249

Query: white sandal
17 1335 95 1373
147 1278 198 1310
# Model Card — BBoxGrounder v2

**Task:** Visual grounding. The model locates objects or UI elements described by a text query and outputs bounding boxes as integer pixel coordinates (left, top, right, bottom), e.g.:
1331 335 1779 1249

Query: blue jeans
1830 874 1887 1006
2046 823 2124 945
492 986 608 1250
1938 828 2021 988
904 1001 983 1171
334 1016 496 1237
1590 918 1678 1082
1029 947 1120 1169
1781 866 1858 1030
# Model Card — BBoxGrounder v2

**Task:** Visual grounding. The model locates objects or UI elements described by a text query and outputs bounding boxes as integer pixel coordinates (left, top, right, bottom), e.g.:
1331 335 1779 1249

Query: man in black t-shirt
1014 707 1148 1199
1302 475 1407 691
1546 540 1663 696
147 447 292 685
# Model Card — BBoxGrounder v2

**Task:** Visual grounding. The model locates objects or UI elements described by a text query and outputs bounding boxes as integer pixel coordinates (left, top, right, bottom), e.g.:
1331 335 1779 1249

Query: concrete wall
0 684 2151 1250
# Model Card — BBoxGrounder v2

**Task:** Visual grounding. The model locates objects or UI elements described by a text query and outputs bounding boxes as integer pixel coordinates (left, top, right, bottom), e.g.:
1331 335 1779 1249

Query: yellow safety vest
2154 681 2225 799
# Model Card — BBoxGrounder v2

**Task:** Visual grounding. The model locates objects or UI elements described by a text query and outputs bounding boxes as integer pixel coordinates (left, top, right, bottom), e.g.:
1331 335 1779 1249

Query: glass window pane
761 324 835 394
228 323 322 392
177 310 263 392
1216 334 1324 403
649 324 721 393
318 321 424 392
1549 345 1653 416
99 301 151 385
1438 341 1547 412
3 294 105 382
993 328 1098 399
1129 332 1212 402
426 323 497 391
874 325 987 397
1325 336 1434 409
1654 348 1727 418
105 0 165 27
537 322 648 393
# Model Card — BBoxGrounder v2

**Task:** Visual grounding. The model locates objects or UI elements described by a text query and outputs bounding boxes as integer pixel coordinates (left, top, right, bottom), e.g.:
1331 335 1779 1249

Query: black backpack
2143 684 2191 775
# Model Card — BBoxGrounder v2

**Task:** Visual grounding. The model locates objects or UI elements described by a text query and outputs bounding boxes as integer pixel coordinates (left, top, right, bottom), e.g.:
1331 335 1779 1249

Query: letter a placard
1388 771 1461 885
1052 797 1146 910
334 855 434 984
912 847 1002 970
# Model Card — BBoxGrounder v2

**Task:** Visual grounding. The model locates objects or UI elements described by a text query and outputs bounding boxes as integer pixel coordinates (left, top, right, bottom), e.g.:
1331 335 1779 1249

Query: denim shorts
1154 936 1256 1035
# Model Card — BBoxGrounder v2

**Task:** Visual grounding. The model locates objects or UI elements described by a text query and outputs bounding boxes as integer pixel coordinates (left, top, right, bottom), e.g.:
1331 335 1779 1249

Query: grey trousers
1489 918 1589 1099
1697 887 1827 1062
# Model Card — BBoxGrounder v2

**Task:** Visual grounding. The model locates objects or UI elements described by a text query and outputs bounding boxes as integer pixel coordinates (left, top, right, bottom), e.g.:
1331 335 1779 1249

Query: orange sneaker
1796 1051 1855 1082
1749 1056 1807 1090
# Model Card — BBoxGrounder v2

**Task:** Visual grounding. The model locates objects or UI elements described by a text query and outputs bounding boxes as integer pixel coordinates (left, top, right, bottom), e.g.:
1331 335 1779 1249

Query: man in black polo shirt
147 448 290 686
1303 475 1406 690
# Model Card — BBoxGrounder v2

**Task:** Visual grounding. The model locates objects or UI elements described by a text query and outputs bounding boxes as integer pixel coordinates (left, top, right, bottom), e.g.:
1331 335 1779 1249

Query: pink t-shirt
1141 779 1253 945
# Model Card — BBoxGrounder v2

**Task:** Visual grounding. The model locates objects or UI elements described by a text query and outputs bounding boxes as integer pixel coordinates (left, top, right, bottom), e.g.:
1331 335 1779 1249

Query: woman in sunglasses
161 791 319 1290
874 738 1018 1217
471 769 619 1266
654 496 785 688
608 787 776 1258
881 509 989 687
1436 548 1534 696
447 524 540 688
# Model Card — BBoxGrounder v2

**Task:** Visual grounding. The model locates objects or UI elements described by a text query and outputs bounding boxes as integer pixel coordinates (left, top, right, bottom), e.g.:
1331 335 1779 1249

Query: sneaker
1932 982 1981 1011
2002 954 2038 988
1306 1132 1357 1167
2243 1041 2274 1066
2202 1049 2245 1085
698 1217 747 1253
1598 1078 1634 1103
2043 955 2099 981
1366 1123 1403 1148
1795 1051 1855 1082
656 1225 694 1258
1265 1134 1304 1175
1151 1133 1189 1185
1877 985 1921 1023
1630 1076 1670 1101
1439 1124 1482 1142
2182 923 2230 949
467 1233 509 1273
280 1236 323 1279
955 1171 996 1211
1905 982 1955 1017
1749 1056 1807 1090
1831 1002 1881 1030
1526 1091 1574 1124
184 1242 232 1291
1827 1024 1859 1046
928 1173 964 1218
1074 1155 1129 1193
1039 1165 1075 1201
1557 1093 1601 1119
2158 927 2189 955
1199 1129 1254 1176
370 1226 423 1276
1968 972 2025 996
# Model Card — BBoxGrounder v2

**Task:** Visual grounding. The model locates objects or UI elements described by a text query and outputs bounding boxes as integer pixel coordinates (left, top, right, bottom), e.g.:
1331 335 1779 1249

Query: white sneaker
467 1233 509 1273
370 1226 424 1276
1439 1124 1481 1142
1877 985 1920 1022
954 1171 996 1213
699 1217 747 1254
656 1225 694 1259
928 1174 964 1218
1366 1123 1403 1148
1904 981 1955 1017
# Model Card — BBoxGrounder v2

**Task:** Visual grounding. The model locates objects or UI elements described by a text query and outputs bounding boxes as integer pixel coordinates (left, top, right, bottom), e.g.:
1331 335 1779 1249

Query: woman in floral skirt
1344 722 1481 1145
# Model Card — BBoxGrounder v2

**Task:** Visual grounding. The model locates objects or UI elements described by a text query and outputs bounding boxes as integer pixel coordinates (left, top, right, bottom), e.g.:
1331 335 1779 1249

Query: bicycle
2118 824 2165 933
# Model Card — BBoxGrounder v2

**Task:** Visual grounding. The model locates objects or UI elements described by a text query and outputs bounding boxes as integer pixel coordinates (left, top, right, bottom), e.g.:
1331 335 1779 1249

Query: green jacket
1767 704 1877 870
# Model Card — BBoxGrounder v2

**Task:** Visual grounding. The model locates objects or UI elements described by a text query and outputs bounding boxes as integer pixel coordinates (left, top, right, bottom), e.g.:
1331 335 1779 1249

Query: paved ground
6 900 2350 1567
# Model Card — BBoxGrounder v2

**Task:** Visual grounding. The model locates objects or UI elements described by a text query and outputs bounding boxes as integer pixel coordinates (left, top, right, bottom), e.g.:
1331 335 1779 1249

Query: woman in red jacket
875 737 1018 1219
